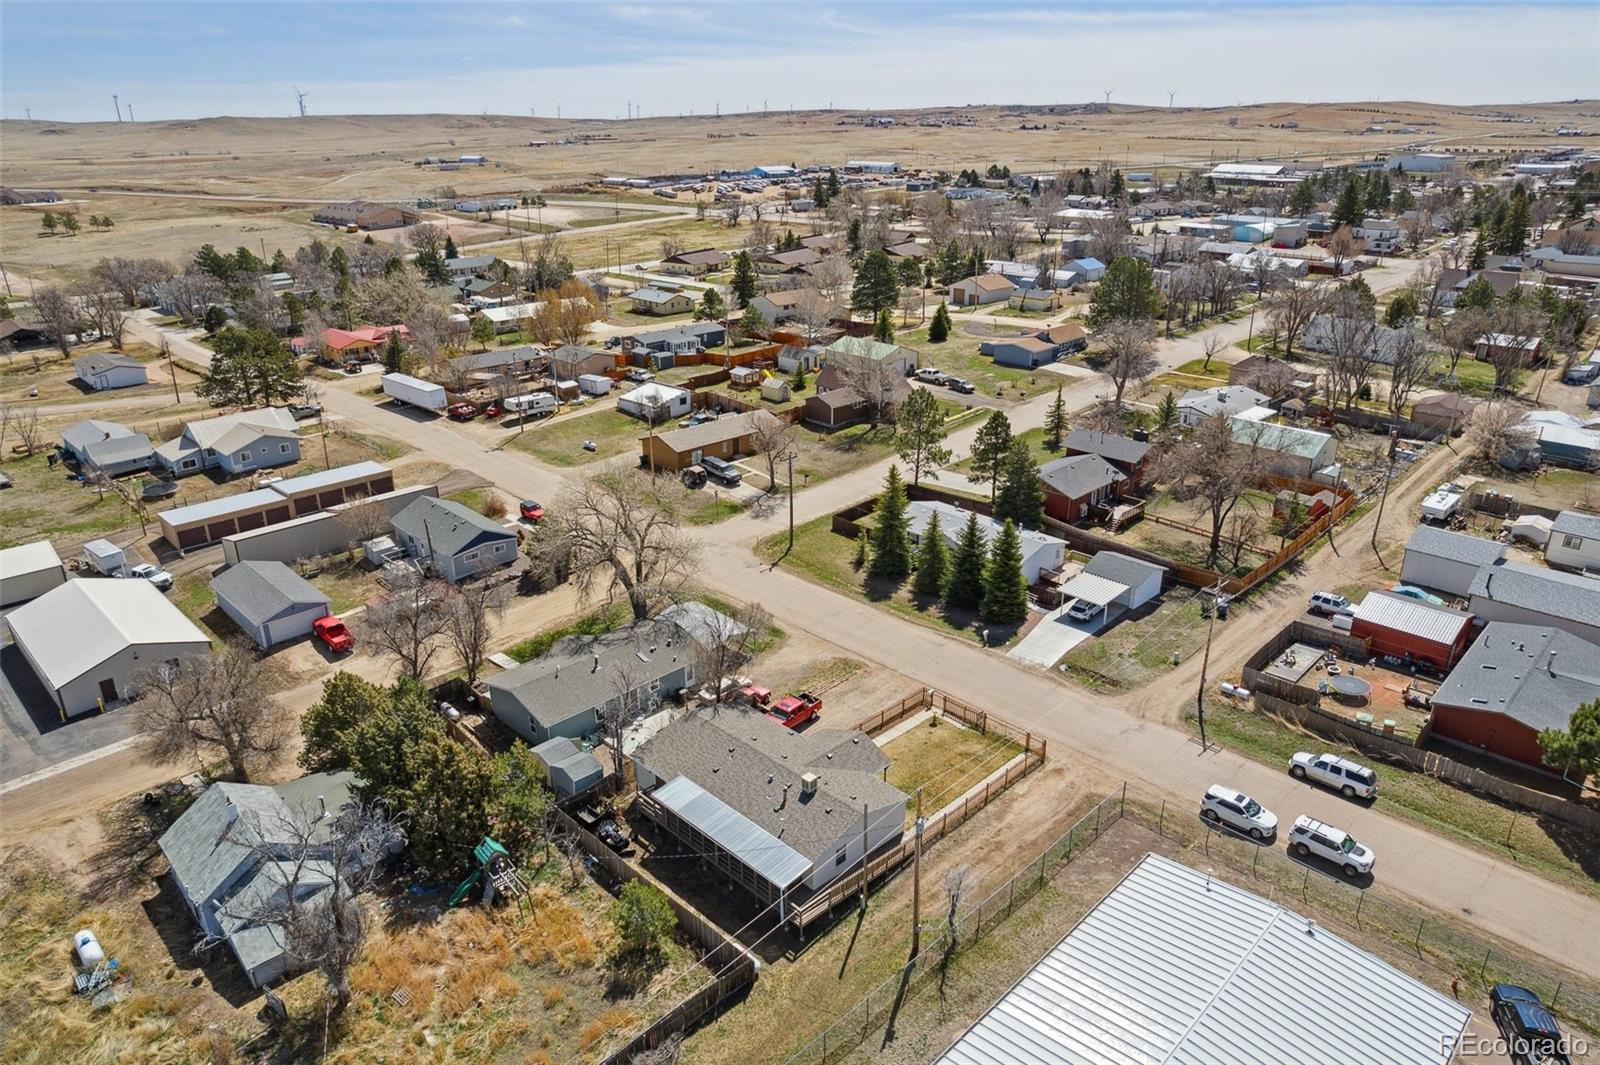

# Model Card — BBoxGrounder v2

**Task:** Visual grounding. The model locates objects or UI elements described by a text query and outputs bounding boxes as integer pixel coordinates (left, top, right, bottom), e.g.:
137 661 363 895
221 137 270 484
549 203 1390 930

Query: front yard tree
869 465 913 580
730 251 758 307
1097 319 1159 407
968 411 1014 504
749 412 797 493
993 441 1045 530
30 286 82 356
382 328 404 373
1539 699 1600 782
199 327 302 407
894 388 952 486
534 471 699 621
913 511 949 597
365 571 452 680
943 512 987 612
980 519 1029 624
695 286 725 322
445 581 511 686
1086 255 1158 328
1044 386 1069 450
133 641 290 783
872 306 895 342
896 255 923 290
1160 414 1257 568
851 249 900 317
928 300 952 342
470 314 495 350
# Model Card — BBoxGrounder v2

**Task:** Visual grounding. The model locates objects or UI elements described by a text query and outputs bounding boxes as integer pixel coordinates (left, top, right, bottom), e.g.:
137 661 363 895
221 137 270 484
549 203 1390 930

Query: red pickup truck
312 615 354 654
767 692 821 729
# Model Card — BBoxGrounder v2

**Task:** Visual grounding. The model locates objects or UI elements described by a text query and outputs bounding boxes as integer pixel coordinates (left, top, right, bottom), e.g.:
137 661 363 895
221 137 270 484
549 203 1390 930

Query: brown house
1038 454 1128 524
1410 393 1478 434
1061 430 1151 490
640 410 780 472
1229 354 1318 399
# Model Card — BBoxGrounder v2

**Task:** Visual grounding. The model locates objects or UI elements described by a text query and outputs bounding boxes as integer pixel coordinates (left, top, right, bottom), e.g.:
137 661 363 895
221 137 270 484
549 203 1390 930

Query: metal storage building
531 737 604 796
934 853 1471 1065
211 561 331 649
0 540 67 606
1350 591 1475 670
1399 526 1506 598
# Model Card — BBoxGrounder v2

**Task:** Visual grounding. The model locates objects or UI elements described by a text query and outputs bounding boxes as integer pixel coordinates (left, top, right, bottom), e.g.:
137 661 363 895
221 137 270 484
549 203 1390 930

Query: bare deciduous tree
1386 327 1431 418
690 601 773 706
831 353 905 428
31 286 82 356
1442 307 1490 379
1468 402 1536 464
91 256 171 307
1096 319 1158 406
1326 226 1360 274
748 413 797 493
1083 211 1133 264
132 641 291 782
407 222 447 256
533 472 699 622
76 283 131 349
1159 414 1259 568
444 580 511 685
12 406 42 456
365 570 451 680
1264 280 1326 357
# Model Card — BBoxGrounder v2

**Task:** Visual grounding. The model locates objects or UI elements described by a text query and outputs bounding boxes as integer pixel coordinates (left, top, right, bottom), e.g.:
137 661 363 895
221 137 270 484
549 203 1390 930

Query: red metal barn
1349 591 1474 671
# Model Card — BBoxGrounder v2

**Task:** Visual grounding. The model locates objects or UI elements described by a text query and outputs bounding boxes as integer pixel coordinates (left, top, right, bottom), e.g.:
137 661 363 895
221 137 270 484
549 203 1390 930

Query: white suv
1288 815 1375 877
1290 752 1378 799
1200 785 1278 840
1308 591 1353 617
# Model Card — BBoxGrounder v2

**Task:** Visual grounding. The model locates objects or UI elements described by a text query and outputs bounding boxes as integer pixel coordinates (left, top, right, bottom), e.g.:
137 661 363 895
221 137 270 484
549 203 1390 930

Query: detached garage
1083 552 1166 610
212 561 331 649
0 540 67 606
1400 526 1505 599
1055 572 1127 624
1350 591 1475 671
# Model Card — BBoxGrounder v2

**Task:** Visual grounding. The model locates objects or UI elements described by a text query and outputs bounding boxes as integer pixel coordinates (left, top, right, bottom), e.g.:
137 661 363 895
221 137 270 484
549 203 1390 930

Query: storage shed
1083 551 1166 609
1399 526 1506 598
1350 591 1475 670
211 561 332 649
0 540 67 606
531 737 605 797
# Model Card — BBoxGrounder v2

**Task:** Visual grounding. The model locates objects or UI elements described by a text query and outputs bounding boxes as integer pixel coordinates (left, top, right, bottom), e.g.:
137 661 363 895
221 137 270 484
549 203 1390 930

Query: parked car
700 455 741 487
1290 752 1378 799
1287 815 1374 877
946 377 976 394
1308 591 1354 617
626 367 655 383
1066 598 1101 623
312 615 354 654
913 367 949 385
683 410 716 427
481 400 503 419
1489 984 1571 1065
126 562 173 591
1388 584 1445 605
768 692 821 729
288 403 323 420
1199 785 1278 840
446 401 480 421
680 464 708 489
519 500 546 522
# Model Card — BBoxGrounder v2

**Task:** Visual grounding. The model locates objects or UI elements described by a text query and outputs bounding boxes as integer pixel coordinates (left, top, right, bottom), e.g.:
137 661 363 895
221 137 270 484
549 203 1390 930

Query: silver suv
1288 815 1375 878
1290 752 1378 799
1200 785 1278 840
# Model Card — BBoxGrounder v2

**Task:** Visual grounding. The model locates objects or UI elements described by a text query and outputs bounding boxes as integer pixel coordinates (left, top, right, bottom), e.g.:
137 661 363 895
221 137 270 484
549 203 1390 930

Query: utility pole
787 450 795 553
1194 581 1224 752
910 788 924 958
1371 429 1397 555
112 95 122 123
319 410 331 468
859 803 869 914
165 340 180 403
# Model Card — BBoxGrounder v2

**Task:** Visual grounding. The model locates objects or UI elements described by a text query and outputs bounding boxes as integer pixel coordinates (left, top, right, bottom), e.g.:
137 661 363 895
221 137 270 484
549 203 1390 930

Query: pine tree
1044 387 1068 450
1331 176 1365 230
791 360 807 392
695 286 725 322
912 512 949 597
928 301 952 342
993 441 1044 530
1287 179 1317 217
1086 256 1158 328
980 519 1029 624
872 307 894 342
935 240 963 284
730 252 757 308
854 527 870 570
969 411 1014 504
869 465 912 580
383 329 404 373
1503 197 1530 255
896 256 923 290
444 234 459 259
826 169 840 198
1468 231 1488 270
1157 389 1179 431
943 512 987 612
851 250 900 316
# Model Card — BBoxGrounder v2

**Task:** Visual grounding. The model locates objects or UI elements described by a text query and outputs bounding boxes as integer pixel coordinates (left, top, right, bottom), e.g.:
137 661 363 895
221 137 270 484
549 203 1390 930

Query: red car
482 401 503 418
312 615 354 654
446 402 480 421
519 500 546 522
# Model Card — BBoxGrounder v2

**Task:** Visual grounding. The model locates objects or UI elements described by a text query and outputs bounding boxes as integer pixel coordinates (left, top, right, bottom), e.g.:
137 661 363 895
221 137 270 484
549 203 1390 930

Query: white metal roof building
5 579 210 716
935 853 1471 1065
0 540 67 607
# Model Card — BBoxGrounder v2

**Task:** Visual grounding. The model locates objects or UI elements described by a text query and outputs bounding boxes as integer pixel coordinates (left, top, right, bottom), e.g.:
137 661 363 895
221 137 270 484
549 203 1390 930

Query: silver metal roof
937 853 1471 1065
266 461 389 497
1057 572 1127 607
1353 591 1473 647
159 487 286 527
652 774 812 890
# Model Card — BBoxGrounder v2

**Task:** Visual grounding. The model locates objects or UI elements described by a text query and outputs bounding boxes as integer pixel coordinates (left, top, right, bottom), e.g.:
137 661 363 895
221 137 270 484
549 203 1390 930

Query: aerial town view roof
2 2 1598 1062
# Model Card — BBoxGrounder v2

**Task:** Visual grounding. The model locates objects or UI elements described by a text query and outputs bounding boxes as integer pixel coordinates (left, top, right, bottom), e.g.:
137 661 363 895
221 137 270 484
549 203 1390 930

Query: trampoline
1325 674 1372 706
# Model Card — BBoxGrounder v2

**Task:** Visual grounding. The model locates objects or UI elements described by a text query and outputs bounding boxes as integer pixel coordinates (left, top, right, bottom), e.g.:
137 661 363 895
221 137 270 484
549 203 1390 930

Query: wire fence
781 786 1128 1065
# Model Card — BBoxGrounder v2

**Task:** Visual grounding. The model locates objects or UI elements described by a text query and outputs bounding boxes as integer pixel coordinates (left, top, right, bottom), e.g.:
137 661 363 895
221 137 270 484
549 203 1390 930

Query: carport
1057 572 1127 624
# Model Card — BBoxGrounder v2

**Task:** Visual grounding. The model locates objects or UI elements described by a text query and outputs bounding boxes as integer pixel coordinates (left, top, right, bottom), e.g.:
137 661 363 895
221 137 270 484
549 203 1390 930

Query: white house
6 579 210 717
73 353 148 391
905 500 1066 583
0 540 67 606
211 561 332 649
1547 510 1600 572
617 381 692 421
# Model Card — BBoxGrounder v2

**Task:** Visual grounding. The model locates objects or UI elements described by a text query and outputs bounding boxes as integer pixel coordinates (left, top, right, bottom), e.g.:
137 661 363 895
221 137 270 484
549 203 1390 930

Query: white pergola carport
1057 572 1126 622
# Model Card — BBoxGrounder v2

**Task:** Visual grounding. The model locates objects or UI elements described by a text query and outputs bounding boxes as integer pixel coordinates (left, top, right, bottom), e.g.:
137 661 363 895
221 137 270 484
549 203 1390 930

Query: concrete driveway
1008 603 1115 667
0 635 137 787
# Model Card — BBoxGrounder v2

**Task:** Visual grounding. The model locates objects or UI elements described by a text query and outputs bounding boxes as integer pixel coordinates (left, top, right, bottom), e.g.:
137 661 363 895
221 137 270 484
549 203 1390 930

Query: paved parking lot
0 631 136 785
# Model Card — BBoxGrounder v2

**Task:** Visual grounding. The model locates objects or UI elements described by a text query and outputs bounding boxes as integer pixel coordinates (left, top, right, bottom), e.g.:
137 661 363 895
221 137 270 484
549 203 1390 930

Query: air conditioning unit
800 772 819 797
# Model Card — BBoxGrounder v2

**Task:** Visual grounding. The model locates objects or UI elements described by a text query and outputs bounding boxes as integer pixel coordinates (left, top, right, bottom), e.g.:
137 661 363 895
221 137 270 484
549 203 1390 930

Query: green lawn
882 720 1023 824
0 451 141 550
1059 594 1208 690
951 426 1066 473
503 604 628 663
896 325 1062 402
1192 700 1600 900
504 408 645 466
1430 354 1512 397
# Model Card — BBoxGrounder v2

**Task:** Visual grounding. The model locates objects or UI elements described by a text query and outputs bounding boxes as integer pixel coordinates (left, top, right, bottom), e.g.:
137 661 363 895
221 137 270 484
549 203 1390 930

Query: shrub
481 493 509 519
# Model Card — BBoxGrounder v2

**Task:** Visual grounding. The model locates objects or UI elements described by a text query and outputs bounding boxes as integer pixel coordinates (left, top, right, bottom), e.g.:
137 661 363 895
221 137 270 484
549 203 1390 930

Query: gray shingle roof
1084 551 1166 588
391 496 514 557
83 431 153 467
159 781 291 907
1433 623 1600 732
1063 429 1149 466
61 418 136 451
1405 526 1506 568
1469 559 1600 628
1038 454 1126 501
634 708 905 871
212 561 329 626
487 619 690 732
1552 510 1600 540
74 353 145 375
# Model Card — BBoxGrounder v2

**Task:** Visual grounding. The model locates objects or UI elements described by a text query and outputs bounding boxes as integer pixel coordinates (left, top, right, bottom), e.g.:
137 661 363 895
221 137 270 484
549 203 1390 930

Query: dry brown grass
514 886 599 971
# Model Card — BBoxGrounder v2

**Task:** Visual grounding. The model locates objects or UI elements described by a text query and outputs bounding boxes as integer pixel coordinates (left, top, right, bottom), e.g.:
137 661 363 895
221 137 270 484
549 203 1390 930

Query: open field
0 448 142 550
0 339 203 405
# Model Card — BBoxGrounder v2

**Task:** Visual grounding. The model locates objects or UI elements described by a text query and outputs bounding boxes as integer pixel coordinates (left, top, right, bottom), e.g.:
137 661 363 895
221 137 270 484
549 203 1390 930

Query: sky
2 1 1597 123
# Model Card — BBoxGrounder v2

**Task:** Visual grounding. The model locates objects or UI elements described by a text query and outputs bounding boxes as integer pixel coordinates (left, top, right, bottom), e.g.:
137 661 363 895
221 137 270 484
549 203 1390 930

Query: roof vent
225 800 238 823
592 653 600 673
1304 918 1317 937
800 772 819 796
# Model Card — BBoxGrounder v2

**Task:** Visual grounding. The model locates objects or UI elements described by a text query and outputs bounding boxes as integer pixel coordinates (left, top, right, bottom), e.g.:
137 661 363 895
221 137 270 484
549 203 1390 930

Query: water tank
74 929 104 967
